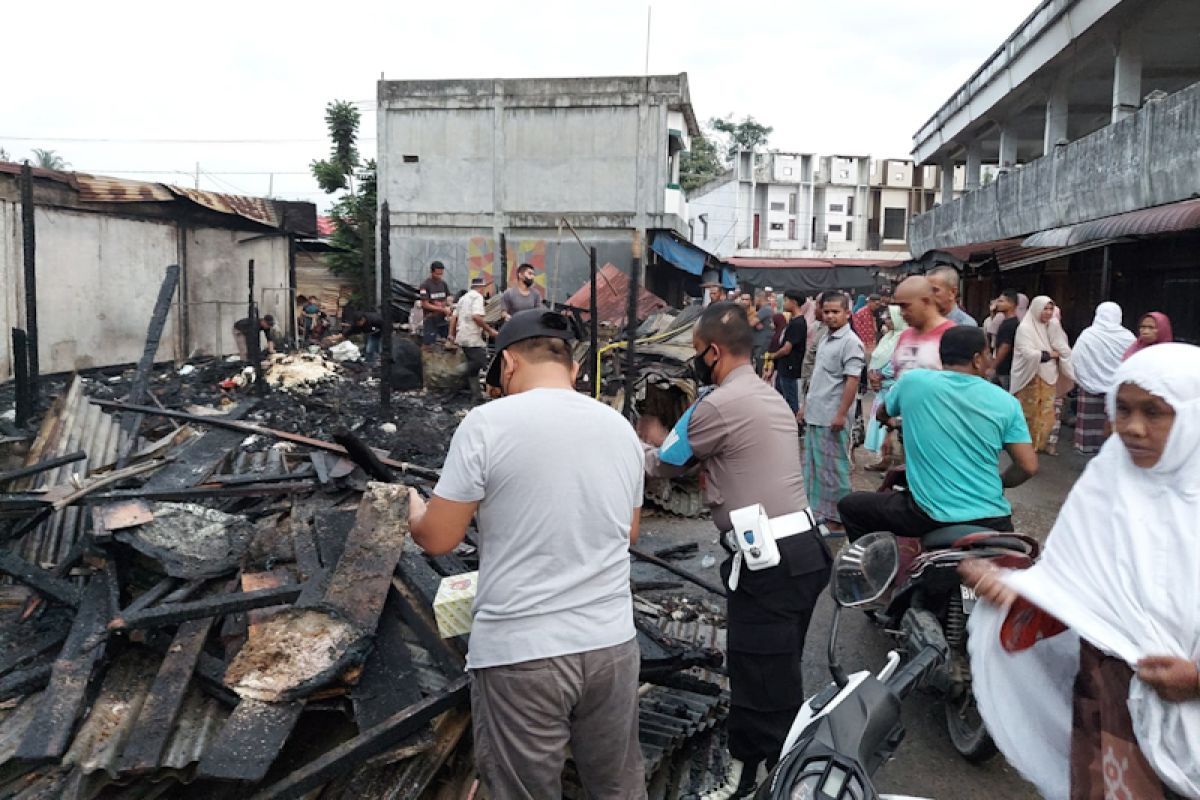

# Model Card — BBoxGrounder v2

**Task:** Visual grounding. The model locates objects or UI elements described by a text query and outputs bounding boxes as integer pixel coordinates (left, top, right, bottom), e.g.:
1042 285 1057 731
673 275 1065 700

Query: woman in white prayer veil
1071 302 1135 454
961 343 1200 800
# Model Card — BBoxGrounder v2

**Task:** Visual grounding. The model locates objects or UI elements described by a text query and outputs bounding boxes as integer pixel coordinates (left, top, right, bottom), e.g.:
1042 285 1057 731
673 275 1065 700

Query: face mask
522 276 534 288
688 344 716 386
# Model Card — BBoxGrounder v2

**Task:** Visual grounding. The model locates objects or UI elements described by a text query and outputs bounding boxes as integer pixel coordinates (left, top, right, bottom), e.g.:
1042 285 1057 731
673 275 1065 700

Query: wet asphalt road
632 443 1091 799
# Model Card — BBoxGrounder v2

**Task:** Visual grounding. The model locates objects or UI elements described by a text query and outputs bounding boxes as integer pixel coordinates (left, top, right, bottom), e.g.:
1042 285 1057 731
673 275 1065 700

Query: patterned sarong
1073 390 1108 454
803 424 851 523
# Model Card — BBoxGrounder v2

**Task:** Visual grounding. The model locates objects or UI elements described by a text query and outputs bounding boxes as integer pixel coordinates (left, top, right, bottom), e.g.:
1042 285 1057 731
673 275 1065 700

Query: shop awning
1022 197 1200 248
650 232 709 276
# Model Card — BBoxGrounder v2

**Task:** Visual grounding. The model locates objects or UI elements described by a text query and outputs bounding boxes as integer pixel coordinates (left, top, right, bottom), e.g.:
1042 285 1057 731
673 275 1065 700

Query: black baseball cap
484 309 576 388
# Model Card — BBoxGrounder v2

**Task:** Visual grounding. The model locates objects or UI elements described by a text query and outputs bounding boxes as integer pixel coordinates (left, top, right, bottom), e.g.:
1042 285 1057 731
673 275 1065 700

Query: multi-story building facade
687 151 964 261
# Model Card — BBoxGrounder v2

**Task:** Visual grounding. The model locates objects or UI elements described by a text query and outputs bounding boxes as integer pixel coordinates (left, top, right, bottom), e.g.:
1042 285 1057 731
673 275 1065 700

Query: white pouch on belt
725 504 816 591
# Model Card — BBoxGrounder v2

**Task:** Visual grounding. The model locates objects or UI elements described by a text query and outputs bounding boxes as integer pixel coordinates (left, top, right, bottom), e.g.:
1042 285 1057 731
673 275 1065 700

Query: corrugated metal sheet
564 263 669 325
727 256 901 269
75 174 174 204
168 186 280 229
1023 197 1200 247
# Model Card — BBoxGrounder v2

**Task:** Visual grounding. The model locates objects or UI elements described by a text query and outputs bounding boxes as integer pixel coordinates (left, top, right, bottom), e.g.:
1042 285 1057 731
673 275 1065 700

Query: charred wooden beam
0 548 80 607
90 399 441 481
9 330 33 429
248 676 469 800
87 481 317 504
108 584 305 631
630 547 726 598
15 564 116 761
351 590 423 731
117 264 181 468
0 662 52 701
195 699 305 783
652 542 698 560
20 162 39 402
117 614 217 774
0 626 69 678
331 430 393 483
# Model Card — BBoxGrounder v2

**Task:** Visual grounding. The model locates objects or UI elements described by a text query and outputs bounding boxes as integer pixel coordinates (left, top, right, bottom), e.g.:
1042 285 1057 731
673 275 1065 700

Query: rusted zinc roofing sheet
564 262 669 325
75 173 174 203
168 186 281 229
1023 197 1200 247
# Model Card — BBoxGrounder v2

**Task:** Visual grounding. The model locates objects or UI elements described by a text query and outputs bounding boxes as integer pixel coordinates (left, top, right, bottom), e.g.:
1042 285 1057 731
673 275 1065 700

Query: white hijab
970 343 1200 798
1009 295 1074 396
1072 302 1137 395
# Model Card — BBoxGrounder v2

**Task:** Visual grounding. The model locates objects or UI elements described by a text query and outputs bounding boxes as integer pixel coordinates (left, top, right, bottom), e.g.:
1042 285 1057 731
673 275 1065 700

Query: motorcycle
867 465 1039 762
756 531 946 800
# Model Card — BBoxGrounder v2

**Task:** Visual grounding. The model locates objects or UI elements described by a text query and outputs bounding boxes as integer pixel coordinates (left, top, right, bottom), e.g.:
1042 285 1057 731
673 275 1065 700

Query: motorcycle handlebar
884 643 944 700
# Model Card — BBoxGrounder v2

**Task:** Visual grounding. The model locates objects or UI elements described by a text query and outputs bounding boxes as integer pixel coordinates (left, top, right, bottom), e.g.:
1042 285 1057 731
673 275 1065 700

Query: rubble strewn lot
0 354 730 799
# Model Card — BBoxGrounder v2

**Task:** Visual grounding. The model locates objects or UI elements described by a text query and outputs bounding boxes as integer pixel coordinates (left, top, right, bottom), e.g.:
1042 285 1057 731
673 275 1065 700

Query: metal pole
623 233 641 418
589 246 599 391
11 329 31 428
379 202 393 410
20 162 38 403
498 232 508 293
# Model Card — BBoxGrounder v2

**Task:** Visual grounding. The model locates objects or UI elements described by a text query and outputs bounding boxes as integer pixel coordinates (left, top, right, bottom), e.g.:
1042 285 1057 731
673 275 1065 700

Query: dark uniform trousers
719 529 832 767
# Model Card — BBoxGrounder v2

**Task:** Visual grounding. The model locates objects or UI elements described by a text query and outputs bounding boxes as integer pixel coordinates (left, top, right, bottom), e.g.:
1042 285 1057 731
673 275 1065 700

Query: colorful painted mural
467 236 549 294
467 237 495 286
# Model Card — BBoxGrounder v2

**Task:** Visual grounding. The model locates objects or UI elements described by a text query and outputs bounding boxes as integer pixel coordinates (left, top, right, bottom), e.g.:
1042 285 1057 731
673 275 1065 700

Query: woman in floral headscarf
1010 296 1074 453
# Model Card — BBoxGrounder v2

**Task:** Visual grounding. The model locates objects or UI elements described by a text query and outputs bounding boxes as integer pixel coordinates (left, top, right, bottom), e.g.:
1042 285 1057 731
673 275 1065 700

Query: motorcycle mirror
832 532 899 608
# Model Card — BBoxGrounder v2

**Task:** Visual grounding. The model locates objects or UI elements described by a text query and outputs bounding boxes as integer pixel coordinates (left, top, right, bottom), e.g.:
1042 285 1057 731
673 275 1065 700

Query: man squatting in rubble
407 309 648 799
639 301 833 798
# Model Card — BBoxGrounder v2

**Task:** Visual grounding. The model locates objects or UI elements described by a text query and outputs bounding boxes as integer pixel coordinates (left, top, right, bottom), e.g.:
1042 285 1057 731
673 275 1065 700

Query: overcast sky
4 0 1036 210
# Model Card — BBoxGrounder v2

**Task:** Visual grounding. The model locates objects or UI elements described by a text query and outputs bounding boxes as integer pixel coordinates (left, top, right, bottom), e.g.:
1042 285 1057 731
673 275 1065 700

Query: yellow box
433 571 478 638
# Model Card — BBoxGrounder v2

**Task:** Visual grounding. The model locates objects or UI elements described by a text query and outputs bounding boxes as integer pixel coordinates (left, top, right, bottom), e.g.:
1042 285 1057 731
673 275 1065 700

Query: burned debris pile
0 359 731 798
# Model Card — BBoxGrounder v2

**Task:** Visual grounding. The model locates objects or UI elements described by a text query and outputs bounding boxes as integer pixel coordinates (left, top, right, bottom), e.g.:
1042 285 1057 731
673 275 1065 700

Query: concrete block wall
910 78 1200 253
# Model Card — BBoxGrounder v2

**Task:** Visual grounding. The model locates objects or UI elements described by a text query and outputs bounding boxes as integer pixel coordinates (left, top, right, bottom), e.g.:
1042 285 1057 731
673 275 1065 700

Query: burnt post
246 259 264 393
622 233 641 418
589 246 599 391
117 264 182 467
20 162 38 403
498 232 508 292
379 202 393 410
11 329 31 428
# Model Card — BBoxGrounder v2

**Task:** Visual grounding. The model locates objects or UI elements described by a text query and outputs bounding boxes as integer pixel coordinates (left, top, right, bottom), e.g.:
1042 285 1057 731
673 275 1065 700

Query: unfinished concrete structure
0 165 316 378
907 0 1200 341
376 74 701 302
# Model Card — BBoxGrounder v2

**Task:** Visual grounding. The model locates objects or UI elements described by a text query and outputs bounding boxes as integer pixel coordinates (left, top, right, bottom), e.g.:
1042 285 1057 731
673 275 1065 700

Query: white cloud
3 0 1038 207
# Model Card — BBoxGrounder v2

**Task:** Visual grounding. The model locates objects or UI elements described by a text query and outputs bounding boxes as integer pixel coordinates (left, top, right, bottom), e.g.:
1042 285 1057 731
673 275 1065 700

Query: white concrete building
686 151 961 261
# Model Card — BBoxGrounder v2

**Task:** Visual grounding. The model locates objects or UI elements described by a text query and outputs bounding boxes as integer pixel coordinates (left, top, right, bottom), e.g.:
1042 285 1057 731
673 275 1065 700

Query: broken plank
0 548 80 607
15 564 116 761
108 584 305 631
223 485 407 702
117 263 182 467
90 399 441 481
86 482 318 504
0 626 69 677
387 708 472 800
248 676 469 800
140 427 245 490
389 580 465 673
0 450 86 487
0 662 52 701
352 590 424 731
117 612 218 775
331 430 393 482
195 699 305 783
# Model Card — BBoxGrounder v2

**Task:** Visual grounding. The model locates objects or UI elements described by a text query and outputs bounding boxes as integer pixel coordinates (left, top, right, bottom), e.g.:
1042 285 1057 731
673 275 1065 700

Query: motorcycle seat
920 524 991 549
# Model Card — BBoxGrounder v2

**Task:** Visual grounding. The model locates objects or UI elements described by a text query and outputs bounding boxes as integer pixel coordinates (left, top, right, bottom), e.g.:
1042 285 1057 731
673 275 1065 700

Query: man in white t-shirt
454 276 497 400
407 309 647 799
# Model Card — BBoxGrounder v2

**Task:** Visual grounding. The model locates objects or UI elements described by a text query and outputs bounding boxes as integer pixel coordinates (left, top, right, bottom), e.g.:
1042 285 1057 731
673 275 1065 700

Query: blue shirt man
838 326 1039 541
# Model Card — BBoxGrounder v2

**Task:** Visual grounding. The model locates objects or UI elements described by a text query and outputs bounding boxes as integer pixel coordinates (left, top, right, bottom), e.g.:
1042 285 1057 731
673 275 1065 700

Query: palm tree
31 149 70 171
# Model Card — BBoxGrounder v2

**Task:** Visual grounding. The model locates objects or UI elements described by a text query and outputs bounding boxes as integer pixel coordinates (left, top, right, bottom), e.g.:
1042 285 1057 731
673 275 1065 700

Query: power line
0 135 376 144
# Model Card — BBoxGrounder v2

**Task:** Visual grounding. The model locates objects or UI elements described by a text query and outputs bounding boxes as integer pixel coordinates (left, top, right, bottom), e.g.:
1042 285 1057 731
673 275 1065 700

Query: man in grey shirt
927 265 978 327
803 291 865 532
408 310 646 799
751 290 775 373
500 262 543 320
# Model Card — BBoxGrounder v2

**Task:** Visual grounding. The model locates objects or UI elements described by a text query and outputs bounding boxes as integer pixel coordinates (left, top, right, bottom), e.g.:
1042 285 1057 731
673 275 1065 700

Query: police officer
638 302 832 798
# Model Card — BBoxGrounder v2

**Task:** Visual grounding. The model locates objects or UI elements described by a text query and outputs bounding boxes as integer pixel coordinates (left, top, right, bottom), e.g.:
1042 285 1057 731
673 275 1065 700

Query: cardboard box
433 571 478 638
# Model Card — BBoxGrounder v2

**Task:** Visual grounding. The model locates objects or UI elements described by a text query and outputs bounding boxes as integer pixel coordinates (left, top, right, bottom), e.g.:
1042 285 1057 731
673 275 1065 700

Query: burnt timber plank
0 626 68 677
389 579 465 673
140 427 246 490
351 590 423 731
0 548 80 607
386 708 472 799
15 564 116 761
195 699 305 782
108 584 305 630
312 483 406 631
117 614 217 774
248 676 469 800
117 264 181 467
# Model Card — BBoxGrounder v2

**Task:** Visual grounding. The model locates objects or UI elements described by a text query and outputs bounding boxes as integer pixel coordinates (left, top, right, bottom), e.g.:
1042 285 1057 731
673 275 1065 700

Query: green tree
709 115 773 162
31 148 70 170
311 101 375 306
680 132 724 193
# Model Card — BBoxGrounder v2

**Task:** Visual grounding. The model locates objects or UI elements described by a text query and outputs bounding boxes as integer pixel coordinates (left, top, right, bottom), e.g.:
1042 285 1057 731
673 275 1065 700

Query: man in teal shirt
838 326 1039 541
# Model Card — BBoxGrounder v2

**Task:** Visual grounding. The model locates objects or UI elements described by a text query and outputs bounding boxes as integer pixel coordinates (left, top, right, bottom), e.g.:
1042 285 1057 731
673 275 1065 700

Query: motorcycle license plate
960 584 977 613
